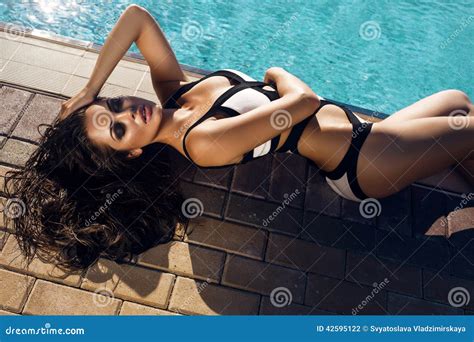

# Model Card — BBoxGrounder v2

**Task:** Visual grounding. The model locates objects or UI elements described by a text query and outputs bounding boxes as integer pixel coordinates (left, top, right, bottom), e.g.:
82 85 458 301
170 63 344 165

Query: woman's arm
60 4 187 118
188 67 321 167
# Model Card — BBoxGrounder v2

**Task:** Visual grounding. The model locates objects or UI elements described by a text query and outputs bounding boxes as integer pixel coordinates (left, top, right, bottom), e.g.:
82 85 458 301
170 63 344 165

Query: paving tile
119 301 180 316
341 198 376 226
226 192 303 236
98 82 134 98
0 87 32 136
137 72 155 93
259 296 335 315
1 61 71 94
222 254 306 303
172 154 197 182
0 38 21 60
0 197 15 233
134 90 159 103
0 139 37 167
23 279 121 315
0 309 18 315
375 230 450 271
423 269 474 310
138 241 225 283
305 273 387 315
345 251 422 297
0 234 83 286
74 58 145 89
0 268 35 313
305 164 341 217
412 186 448 238
449 239 474 279
179 181 227 218
265 233 345 278
302 211 375 252
12 43 82 74
84 51 148 71
21 36 87 56
268 153 307 208
387 292 462 315
168 276 259 315
0 231 8 251
184 216 267 260
377 187 412 236
12 94 61 142
61 75 88 97
0 165 14 194
113 264 175 309
80 258 123 293
231 156 272 198
194 165 233 190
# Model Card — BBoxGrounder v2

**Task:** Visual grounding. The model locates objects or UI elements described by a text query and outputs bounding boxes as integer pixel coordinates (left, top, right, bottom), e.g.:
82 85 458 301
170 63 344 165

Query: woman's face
84 96 162 154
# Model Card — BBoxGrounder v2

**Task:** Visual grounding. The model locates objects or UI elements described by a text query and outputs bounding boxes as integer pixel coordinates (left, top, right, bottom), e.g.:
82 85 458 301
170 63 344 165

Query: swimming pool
0 0 472 114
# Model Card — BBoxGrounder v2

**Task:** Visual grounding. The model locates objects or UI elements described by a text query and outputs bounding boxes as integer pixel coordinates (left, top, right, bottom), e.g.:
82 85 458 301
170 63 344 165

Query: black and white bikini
163 69 373 202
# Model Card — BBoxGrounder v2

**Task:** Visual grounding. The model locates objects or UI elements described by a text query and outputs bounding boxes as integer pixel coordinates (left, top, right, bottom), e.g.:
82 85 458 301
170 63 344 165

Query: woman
5 5 473 271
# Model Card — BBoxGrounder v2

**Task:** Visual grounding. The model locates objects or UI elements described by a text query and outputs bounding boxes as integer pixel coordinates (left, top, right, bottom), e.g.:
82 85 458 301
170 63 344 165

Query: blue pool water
1 0 473 114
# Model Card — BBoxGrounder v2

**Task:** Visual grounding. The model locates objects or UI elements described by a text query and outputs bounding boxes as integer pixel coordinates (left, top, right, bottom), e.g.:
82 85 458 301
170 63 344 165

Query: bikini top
163 69 286 169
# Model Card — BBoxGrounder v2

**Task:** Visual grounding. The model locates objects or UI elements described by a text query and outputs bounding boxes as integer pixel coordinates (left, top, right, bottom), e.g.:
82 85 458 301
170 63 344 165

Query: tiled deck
0 31 474 316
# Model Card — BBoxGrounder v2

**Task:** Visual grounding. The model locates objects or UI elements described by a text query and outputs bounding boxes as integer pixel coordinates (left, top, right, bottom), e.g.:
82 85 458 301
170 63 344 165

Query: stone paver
305 273 387 314
387 292 462 315
0 87 32 136
23 279 121 315
222 254 306 303
119 301 180 316
0 268 35 313
184 216 267 259
0 138 37 167
168 276 260 315
0 234 83 287
138 241 225 283
265 233 345 278
259 296 334 315
12 94 62 142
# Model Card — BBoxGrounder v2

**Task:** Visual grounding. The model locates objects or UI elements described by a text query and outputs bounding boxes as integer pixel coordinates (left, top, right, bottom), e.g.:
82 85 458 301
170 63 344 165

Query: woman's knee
441 89 472 112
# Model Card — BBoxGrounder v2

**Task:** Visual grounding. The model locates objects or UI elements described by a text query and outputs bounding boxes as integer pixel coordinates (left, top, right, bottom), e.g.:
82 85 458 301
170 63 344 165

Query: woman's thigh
382 89 472 124
356 116 474 198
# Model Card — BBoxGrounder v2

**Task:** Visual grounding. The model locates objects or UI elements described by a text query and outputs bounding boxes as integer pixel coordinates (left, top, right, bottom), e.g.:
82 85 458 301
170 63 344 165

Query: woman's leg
380 89 474 184
356 115 474 198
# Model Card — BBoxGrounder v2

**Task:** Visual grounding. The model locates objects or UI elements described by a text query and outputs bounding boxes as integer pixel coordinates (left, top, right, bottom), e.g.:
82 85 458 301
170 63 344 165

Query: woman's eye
108 96 124 112
113 122 125 139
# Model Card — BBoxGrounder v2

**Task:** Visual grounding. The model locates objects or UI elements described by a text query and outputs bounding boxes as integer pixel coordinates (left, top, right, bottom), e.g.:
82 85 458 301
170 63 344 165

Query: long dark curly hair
3 102 187 272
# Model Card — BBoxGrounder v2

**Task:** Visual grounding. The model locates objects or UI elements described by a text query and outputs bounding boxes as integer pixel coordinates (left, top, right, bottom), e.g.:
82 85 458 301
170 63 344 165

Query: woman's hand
263 67 318 99
59 87 96 120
